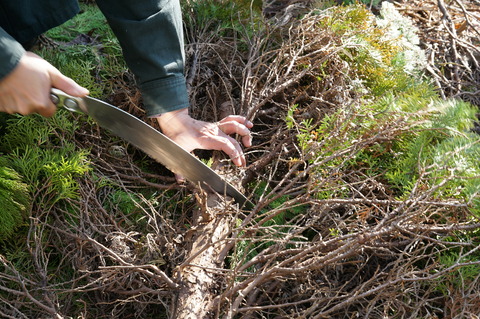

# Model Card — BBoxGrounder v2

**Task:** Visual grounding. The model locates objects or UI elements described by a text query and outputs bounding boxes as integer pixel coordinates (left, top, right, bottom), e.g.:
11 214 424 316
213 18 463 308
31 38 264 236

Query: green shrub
385 99 480 213
0 164 30 240
0 111 91 205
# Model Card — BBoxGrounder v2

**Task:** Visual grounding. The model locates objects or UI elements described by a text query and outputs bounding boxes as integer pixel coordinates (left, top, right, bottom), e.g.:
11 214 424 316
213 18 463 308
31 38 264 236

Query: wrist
157 108 189 130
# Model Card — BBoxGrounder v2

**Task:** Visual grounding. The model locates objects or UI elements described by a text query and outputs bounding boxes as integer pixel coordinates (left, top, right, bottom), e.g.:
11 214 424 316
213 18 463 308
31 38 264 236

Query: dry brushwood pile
1 0 480 318
397 0 480 104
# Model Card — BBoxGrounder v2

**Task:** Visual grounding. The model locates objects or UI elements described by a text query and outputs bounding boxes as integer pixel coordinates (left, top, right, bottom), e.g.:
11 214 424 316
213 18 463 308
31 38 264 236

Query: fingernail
79 87 90 95
72 85 89 96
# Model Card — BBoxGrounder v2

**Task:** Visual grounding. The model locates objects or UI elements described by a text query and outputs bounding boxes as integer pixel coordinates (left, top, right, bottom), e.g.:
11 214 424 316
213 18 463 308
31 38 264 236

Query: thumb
49 68 89 97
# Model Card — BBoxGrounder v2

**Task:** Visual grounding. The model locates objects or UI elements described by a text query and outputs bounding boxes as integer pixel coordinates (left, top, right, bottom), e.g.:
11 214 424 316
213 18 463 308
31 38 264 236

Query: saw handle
50 88 85 113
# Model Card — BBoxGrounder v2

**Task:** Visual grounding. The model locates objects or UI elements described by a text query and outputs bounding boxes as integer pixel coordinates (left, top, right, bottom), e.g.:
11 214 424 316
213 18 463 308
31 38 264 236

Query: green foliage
39 48 105 97
0 111 91 205
385 99 480 213
430 136 480 211
280 4 480 305
284 4 479 212
435 232 480 295
300 94 479 212
340 0 383 7
182 0 263 41
103 189 145 221
297 118 315 151
1 240 32 270
43 152 91 200
255 181 306 226
201 157 214 167
438 251 480 290
39 2 126 98
286 104 297 130
230 181 307 271
106 190 140 214
1 112 76 149
285 6 480 297
0 163 30 240
0 110 91 311
320 4 374 36
46 4 113 42
316 4 426 97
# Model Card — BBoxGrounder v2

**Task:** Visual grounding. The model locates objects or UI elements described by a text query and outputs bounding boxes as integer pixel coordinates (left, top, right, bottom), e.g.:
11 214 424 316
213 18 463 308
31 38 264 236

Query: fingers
28 52 89 98
199 134 246 167
224 135 246 167
217 116 253 147
35 97 56 117
0 51 89 118
208 116 253 166
49 68 89 97
156 111 253 169
11 90 56 117
218 115 254 129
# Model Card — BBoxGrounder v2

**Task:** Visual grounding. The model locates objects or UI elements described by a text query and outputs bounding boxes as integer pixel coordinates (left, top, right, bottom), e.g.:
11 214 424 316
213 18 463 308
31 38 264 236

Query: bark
173 190 237 318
